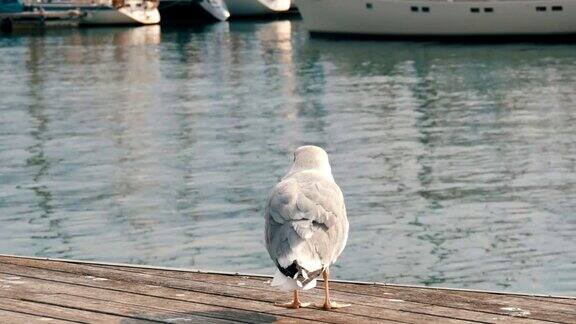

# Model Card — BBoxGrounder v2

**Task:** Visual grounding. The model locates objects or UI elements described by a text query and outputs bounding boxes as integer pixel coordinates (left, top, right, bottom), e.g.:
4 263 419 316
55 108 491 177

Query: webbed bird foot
319 301 351 310
274 301 311 309
318 269 351 310
275 290 310 309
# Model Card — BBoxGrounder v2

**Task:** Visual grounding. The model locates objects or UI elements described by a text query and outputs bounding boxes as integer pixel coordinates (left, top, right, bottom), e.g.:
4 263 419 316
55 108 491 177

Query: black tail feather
277 261 323 286
278 261 298 278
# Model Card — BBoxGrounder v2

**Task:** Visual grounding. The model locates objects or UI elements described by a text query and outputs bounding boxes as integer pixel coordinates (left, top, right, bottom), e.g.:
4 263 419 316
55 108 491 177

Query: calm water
1 20 575 296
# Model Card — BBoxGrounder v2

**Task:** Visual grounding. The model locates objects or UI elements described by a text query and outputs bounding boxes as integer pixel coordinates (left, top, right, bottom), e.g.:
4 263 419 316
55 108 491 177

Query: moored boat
0 0 24 12
28 0 160 25
224 0 290 16
1 0 84 31
295 0 576 37
158 0 229 22
1 8 82 31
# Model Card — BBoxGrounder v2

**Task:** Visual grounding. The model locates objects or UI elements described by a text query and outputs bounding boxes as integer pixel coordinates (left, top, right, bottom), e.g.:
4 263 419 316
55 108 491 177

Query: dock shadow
122 310 279 323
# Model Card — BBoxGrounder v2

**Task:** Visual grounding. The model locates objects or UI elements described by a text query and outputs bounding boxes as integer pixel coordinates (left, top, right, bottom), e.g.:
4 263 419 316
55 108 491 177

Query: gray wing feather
265 173 348 272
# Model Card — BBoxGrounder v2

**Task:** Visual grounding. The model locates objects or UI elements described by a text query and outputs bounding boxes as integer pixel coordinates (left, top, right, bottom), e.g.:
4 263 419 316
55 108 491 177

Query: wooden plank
371 285 576 310
91 264 552 324
103 264 576 310
0 261 550 324
330 282 576 323
1 264 388 324
0 271 318 324
0 297 156 324
0 259 483 323
0 308 76 324
3 294 246 324
0 258 552 322
0 256 574 324
528 296 576 307
88 263 575 323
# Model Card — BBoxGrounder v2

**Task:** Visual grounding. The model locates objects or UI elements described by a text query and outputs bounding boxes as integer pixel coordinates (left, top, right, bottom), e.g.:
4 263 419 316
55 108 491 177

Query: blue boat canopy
0 0 24 13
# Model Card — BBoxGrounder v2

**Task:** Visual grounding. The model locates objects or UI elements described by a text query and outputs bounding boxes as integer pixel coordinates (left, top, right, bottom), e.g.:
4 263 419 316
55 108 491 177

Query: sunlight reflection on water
0 20 575 295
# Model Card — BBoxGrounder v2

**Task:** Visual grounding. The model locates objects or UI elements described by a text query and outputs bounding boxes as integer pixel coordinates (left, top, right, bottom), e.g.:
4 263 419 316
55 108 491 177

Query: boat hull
34 3 159 25
295 0 576 36
159 0 229 22
83 6 159 24
224 0 289 16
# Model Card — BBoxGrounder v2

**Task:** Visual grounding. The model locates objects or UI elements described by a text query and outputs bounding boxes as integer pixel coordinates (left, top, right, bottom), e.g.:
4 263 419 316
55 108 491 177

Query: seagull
265 145 350 310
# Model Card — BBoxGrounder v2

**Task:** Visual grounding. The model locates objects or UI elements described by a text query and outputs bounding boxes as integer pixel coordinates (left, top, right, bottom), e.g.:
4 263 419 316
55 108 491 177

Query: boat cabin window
536 6 547 12
366 2 373 9
409 6 430 13
552 6 563 11
484 7 493 12
470 7 480 13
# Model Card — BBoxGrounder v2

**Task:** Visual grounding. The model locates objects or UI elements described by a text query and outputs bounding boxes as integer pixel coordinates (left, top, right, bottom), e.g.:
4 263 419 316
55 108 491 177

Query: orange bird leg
275 290 310 309
321 268 351 310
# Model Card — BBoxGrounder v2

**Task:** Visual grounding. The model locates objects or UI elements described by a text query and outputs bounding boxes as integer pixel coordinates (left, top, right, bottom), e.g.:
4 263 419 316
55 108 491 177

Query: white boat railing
24 0 158 8
24 0 114 6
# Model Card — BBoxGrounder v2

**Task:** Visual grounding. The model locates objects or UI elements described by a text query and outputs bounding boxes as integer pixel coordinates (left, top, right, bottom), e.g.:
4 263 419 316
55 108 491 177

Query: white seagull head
286 145 333 179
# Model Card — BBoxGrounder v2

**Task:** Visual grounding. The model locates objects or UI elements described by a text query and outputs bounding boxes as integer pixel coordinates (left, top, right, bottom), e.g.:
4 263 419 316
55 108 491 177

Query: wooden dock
0 10 81 32
0 255 574 323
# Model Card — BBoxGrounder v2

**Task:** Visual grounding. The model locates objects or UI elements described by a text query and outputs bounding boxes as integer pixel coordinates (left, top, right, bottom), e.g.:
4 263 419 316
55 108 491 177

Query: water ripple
1 22 575 295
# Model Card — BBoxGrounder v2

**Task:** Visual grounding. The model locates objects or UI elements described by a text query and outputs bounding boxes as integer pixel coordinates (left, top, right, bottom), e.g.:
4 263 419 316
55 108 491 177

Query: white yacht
295 0 576 36
224 0 290 16
159 0 229 22
28 0 160 25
